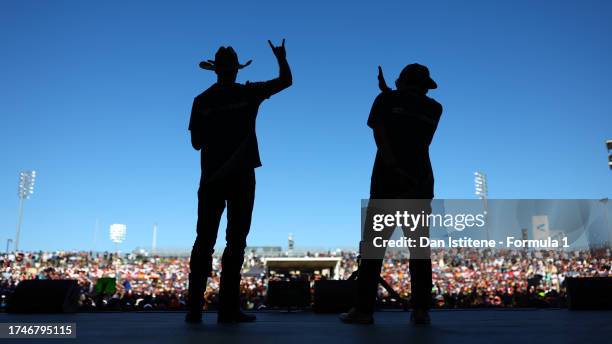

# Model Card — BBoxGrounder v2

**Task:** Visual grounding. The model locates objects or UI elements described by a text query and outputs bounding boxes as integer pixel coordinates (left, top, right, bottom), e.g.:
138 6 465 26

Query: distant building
246 246 283 257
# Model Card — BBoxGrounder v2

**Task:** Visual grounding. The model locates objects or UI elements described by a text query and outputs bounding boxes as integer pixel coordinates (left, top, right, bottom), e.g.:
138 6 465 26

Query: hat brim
199 59 252 71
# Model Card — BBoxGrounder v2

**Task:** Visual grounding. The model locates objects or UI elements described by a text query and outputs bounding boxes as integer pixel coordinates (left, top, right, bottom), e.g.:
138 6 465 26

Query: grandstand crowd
1 248 610 311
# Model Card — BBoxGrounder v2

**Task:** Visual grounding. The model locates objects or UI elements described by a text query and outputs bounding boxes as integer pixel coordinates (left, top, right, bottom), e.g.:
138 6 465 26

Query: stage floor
2 309 611 344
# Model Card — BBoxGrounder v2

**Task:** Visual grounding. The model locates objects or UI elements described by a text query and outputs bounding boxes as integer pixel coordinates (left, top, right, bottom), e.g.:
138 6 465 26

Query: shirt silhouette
368 84 442 198
189 81 275 178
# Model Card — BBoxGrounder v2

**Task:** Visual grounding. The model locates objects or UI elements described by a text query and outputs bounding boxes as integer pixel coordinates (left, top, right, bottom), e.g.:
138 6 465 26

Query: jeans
187 169 255 313
356 197 432 313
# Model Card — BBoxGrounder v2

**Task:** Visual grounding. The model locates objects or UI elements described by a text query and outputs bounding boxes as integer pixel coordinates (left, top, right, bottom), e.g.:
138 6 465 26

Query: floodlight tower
93 218 99 253
15 170 37 251
606 140 612 170
601 198 610 247
152 223 158 255
288 233 294 255
474 171 489 240
109 224 127 253
109 223 126 279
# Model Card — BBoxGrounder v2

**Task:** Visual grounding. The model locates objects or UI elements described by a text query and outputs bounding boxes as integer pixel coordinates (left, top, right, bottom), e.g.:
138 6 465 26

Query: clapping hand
268 39 287 60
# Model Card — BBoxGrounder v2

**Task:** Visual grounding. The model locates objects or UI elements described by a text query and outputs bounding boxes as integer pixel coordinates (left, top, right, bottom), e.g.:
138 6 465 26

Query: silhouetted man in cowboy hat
340 63 442 325
186 40 292 323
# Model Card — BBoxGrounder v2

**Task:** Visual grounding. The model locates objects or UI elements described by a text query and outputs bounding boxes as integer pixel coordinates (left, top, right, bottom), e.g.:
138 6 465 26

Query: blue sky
1 0 611 252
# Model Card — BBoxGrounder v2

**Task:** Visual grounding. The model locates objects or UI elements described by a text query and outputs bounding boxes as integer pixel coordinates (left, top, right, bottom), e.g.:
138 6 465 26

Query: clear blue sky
1 0 611 252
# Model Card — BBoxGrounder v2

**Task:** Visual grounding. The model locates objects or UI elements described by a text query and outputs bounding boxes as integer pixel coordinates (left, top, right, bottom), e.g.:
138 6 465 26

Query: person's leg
406 199 433 324
218 170 255 320
355 258 383 313
355 198 391 314
409 257 432 308
342 199 393 323
187 183 225 320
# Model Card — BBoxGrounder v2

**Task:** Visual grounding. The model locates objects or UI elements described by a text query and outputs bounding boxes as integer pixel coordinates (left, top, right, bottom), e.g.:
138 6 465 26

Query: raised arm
377 66 392 93
264 39 293 95
368 94 397 166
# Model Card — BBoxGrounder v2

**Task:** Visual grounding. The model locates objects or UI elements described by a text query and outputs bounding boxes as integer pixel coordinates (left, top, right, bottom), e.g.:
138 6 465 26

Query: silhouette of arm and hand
377 66 392 93
246 39 292 95
371 107 417 183
371 67 418 183
243 39 292 100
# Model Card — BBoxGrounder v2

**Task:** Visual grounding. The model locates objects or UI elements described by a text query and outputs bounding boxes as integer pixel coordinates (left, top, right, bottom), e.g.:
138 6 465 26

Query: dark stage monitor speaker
566 277 612 310
7 279 79 313
266 280 311 308
313 280 357 313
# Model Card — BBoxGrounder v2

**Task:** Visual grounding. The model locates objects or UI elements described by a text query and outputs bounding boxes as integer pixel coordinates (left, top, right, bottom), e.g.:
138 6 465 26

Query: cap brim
427 78 438 89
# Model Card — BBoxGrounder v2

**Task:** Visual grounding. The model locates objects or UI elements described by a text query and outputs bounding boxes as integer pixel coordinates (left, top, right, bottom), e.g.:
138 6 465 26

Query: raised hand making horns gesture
268 39 287 60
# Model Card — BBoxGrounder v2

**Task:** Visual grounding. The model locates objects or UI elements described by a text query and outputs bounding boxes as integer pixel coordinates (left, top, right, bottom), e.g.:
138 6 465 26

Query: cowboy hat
199 46 252 71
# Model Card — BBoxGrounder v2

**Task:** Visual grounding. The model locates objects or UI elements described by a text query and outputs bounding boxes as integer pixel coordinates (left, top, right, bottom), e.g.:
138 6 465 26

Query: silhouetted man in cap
340 64 442 325
186 40 292 323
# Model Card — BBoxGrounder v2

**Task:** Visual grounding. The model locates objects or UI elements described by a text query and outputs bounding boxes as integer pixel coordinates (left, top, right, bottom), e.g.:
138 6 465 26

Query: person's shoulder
243 80 267 92
424 96 443 115
195 85 217 100
374 90 397 104
244 80 263 87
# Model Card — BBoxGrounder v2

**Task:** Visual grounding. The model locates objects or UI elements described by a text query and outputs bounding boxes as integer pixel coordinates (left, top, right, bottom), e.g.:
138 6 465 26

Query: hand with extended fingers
268 39 287 61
